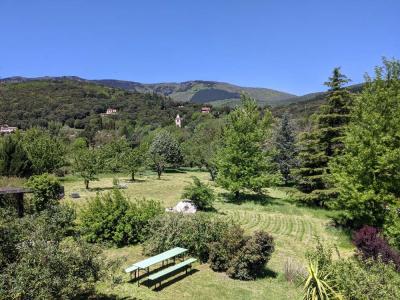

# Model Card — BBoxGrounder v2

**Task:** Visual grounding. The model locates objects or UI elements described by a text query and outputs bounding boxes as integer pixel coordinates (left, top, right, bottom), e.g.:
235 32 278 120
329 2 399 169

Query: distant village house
201 107 211 114
106 108 117 115
175 114 182 128
0 124 17 134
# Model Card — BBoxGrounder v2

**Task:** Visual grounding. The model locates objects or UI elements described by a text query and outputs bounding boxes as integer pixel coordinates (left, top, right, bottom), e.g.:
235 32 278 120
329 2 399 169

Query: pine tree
274 112 298 185
216 95 280 199
0 132 32 177
296 68 352 206
330 59 400 227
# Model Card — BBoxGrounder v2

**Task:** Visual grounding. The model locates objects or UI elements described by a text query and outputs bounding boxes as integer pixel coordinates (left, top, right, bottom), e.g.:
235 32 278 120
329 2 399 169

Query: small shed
0 187 32 217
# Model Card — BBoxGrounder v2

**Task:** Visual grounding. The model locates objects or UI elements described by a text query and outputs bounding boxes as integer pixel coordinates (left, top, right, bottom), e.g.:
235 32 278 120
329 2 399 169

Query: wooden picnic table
125 247 188 285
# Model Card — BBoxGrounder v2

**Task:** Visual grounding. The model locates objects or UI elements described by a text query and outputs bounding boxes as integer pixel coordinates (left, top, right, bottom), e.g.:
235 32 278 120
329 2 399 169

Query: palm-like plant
303 261 342 300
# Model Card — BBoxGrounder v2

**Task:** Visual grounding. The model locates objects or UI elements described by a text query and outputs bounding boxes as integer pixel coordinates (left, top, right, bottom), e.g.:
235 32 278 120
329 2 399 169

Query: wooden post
16 192 24 217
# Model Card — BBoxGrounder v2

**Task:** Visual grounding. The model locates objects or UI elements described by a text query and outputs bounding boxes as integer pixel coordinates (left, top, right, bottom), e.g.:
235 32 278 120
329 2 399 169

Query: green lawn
61 170 353 300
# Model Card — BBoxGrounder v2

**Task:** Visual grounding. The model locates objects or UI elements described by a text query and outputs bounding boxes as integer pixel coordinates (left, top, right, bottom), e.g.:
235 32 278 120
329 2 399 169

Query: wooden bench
124 265 139 279
148 258 197 289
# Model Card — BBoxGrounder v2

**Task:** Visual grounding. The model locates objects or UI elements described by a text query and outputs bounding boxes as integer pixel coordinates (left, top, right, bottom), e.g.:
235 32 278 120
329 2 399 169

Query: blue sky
0 0 399 95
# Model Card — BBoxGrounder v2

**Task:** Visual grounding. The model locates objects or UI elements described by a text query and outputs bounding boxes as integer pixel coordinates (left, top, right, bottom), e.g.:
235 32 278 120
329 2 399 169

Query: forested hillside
0 79 201 129
0 76 296 107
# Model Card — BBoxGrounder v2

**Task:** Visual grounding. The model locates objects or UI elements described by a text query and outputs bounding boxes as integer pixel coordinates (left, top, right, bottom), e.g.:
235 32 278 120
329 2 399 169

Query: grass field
61 170 353 300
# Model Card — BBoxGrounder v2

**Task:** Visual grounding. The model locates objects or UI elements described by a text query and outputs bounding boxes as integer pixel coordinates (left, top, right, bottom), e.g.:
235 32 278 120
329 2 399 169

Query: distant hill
0 76 297 107
271 83 365 123
0 79 200 130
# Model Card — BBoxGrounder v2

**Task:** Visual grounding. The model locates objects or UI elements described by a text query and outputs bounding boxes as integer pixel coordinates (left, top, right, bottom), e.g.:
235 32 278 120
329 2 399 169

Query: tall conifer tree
274 112 298 185
296 68 352 206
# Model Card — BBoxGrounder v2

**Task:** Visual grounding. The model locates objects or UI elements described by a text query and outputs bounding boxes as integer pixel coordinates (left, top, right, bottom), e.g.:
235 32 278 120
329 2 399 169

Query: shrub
26 173 63 212
331 258 400 300
79 190 162 247
227 230 275 280
353 225 400 270
303 261 338 300
143 213 235 262
284 257 307 284
384 206 400 251
305 238 400 300
208 225 246 272
182 176 216 210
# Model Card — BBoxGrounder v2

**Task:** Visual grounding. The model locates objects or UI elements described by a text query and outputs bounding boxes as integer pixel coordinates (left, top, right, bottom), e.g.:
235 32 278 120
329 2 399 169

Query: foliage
296 68 352 206
0 132 32 177
143 213 235 262
22 128 65 174
123 144 146 181
182 176 216 210
303 261 339 300
72 147 102 189
79 189 162 247
384 206 400 251
26 173 63 212
284 258 307 284
274 111 298 184
0 204 103 300
227 230 275 280
216 95 280 198
208 225 246 272
99 137 131 172
0 79 201 130
353 225 400 270
330 59 400 227
305 238 400 300
182 118 224 180
149 130 183 165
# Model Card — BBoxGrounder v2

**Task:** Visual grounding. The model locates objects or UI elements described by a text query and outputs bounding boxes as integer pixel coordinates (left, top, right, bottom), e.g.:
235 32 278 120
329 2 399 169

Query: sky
0 0 399 95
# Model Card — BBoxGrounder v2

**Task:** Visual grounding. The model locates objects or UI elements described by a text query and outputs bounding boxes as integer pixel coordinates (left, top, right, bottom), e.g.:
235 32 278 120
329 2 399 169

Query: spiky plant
303 261 341 300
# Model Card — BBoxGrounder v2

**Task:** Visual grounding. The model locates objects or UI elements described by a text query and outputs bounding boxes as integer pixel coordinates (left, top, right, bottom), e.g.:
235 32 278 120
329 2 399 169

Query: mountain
0 76 296 107
0 79 200 130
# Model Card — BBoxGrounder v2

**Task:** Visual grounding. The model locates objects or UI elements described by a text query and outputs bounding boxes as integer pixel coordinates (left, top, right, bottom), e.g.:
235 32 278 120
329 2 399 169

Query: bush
0 205 104 300
227 231 275 280
208 225 246 271
353 225 400 270
331 258 400 300
79 190 162 246
283 257 307 284
143 213 235 262
26 173 63 212
305 238 400 300
384 206 400 251
182 176 216 210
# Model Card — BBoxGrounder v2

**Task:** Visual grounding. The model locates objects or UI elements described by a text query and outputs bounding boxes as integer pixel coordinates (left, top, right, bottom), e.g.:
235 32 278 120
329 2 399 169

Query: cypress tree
274 112 298 185
296 68 352 206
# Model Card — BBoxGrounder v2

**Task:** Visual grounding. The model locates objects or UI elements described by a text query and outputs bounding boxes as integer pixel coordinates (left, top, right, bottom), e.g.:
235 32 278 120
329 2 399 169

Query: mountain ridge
0 76 297 107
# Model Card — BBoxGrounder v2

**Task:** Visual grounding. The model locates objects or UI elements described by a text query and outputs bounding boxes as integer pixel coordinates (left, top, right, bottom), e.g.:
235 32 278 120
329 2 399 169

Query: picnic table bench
124 247 188 285
148 258 197 289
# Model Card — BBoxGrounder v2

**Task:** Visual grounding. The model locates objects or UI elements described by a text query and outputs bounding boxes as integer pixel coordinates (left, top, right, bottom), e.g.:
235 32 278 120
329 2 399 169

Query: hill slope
0 79 200 129
0 76 296 107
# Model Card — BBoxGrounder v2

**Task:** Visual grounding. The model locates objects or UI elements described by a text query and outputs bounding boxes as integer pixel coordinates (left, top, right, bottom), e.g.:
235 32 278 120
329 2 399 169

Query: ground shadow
74 293 137 300
141 268 199 291
164 168 187 174
89 186 114 192
125 178 146 183
127 261 177 284
219 192 282 206
259 267 278 279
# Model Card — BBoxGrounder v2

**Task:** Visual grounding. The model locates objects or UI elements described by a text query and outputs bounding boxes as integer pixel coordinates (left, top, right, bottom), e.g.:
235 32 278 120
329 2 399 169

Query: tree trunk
85 179 89 189
234 190 240 200
131 171 135 181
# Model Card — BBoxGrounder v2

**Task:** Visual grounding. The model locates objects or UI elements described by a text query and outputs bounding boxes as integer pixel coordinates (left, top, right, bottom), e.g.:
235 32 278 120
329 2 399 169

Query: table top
134 247 188 269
